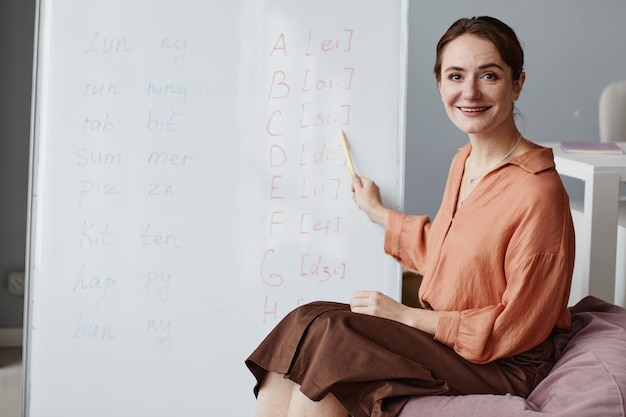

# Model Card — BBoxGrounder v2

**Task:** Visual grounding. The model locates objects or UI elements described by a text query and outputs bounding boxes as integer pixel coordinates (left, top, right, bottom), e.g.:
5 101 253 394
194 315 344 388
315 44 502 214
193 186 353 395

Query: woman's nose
462 79 481 100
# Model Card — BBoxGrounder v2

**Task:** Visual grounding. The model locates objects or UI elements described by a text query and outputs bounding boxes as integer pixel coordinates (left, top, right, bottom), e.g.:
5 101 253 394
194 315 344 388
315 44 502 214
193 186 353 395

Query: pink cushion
399 296 626 417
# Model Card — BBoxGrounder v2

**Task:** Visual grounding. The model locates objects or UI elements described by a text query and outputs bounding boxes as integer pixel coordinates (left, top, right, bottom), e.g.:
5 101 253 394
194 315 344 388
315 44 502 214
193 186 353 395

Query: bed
398 296 626 417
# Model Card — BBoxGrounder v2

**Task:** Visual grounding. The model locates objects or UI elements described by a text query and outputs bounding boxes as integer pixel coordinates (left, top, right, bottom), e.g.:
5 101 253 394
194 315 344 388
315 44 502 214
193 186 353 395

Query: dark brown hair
433 16 524 82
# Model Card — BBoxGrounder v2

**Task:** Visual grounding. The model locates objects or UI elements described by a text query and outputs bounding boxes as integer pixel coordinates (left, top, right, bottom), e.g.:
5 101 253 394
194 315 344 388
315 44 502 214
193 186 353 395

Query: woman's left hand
350 291 407 323
350 290 439 335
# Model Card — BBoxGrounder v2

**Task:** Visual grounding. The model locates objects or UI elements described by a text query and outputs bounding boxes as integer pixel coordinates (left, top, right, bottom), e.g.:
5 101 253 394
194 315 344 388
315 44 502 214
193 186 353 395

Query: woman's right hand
351 175 390 227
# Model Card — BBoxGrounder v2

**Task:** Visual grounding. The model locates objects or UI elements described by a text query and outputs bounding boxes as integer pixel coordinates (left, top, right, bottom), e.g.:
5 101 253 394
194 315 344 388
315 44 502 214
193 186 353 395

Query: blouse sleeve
384 210 432 274
435 253 573 363
434 190 575 364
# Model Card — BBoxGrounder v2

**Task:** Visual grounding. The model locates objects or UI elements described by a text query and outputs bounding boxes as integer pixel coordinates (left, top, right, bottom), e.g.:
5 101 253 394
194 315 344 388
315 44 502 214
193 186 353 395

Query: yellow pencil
339 129 355 176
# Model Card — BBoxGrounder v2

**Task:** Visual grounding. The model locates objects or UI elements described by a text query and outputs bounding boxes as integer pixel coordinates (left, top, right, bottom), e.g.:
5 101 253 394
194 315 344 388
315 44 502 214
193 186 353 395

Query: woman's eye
483 73 498 81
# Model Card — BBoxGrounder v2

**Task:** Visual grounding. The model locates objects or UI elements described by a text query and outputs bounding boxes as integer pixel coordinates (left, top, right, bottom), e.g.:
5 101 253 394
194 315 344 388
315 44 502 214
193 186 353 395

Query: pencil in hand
339 129 356 176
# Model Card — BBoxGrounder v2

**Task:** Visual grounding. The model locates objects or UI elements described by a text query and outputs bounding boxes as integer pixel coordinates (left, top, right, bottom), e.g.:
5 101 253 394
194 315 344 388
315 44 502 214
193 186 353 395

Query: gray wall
1 0 625 328
0 0 35 328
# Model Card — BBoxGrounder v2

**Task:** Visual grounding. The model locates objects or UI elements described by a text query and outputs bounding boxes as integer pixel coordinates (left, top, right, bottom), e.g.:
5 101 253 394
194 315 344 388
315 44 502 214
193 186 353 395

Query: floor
0 348 22 417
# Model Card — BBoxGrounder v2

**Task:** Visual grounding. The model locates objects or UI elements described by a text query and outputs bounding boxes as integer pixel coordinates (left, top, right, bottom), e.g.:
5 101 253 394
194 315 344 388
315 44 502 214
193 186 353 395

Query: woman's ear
512 72 526 101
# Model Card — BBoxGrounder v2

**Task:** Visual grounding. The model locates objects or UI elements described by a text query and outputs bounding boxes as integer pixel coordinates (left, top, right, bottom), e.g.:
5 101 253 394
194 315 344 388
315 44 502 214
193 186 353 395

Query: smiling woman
436 23 526 148
438 33 525 167
247 16 575 417
432 17 534 206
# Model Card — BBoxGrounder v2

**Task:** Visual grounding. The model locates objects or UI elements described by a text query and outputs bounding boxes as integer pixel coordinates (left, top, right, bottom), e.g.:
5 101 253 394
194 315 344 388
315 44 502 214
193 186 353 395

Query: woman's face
438 34 524 136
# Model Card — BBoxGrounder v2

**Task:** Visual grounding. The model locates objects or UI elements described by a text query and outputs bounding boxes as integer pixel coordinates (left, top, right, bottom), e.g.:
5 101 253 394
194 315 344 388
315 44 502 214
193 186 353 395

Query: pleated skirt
245 301 556 417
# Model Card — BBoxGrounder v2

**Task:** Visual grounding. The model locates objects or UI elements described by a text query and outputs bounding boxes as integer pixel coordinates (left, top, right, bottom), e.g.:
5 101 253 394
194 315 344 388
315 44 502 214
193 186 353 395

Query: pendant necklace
461 134 522 205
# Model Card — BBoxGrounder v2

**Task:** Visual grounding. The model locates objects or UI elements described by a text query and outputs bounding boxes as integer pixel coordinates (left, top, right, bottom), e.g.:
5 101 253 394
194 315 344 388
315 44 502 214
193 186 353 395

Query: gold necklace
461 134 522 205
467 134 522 183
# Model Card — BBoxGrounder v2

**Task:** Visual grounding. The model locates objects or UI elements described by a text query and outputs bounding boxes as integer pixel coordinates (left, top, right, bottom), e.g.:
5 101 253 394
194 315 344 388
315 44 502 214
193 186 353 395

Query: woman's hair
433 16 524 83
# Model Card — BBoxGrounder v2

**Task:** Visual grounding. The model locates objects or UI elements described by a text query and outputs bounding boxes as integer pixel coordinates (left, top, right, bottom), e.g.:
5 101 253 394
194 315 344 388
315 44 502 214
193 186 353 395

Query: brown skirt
245 301 556 417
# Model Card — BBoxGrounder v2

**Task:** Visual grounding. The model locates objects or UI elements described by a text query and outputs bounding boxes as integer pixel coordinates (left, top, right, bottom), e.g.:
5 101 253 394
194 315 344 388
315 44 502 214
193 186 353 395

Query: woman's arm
350 175 438 334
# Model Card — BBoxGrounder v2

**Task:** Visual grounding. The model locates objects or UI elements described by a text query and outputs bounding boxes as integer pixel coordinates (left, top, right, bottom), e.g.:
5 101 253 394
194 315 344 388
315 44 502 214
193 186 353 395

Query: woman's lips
458 106 491 113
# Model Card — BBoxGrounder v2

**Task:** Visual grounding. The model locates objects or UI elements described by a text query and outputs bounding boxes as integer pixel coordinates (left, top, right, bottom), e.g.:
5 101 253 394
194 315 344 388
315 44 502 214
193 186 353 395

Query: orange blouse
384 143 575 364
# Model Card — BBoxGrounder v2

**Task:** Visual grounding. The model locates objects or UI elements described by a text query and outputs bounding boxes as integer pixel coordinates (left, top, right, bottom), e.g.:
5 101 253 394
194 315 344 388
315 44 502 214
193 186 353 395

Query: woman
246 16 575 417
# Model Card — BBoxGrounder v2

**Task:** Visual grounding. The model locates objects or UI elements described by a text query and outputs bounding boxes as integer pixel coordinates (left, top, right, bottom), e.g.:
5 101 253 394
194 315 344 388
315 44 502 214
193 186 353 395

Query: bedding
398 296 626 417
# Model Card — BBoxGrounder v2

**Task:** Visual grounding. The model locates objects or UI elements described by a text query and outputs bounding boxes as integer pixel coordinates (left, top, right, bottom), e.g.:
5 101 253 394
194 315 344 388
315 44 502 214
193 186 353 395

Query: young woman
246 16 575 417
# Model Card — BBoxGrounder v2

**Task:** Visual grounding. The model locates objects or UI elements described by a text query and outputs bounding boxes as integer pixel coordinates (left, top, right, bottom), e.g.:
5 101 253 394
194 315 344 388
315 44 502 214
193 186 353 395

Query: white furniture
598 80 626 307
541 142 626 306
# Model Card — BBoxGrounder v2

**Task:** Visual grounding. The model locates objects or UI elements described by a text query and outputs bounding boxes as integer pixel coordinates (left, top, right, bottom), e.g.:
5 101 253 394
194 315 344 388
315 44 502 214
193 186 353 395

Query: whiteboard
24 1 408 415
